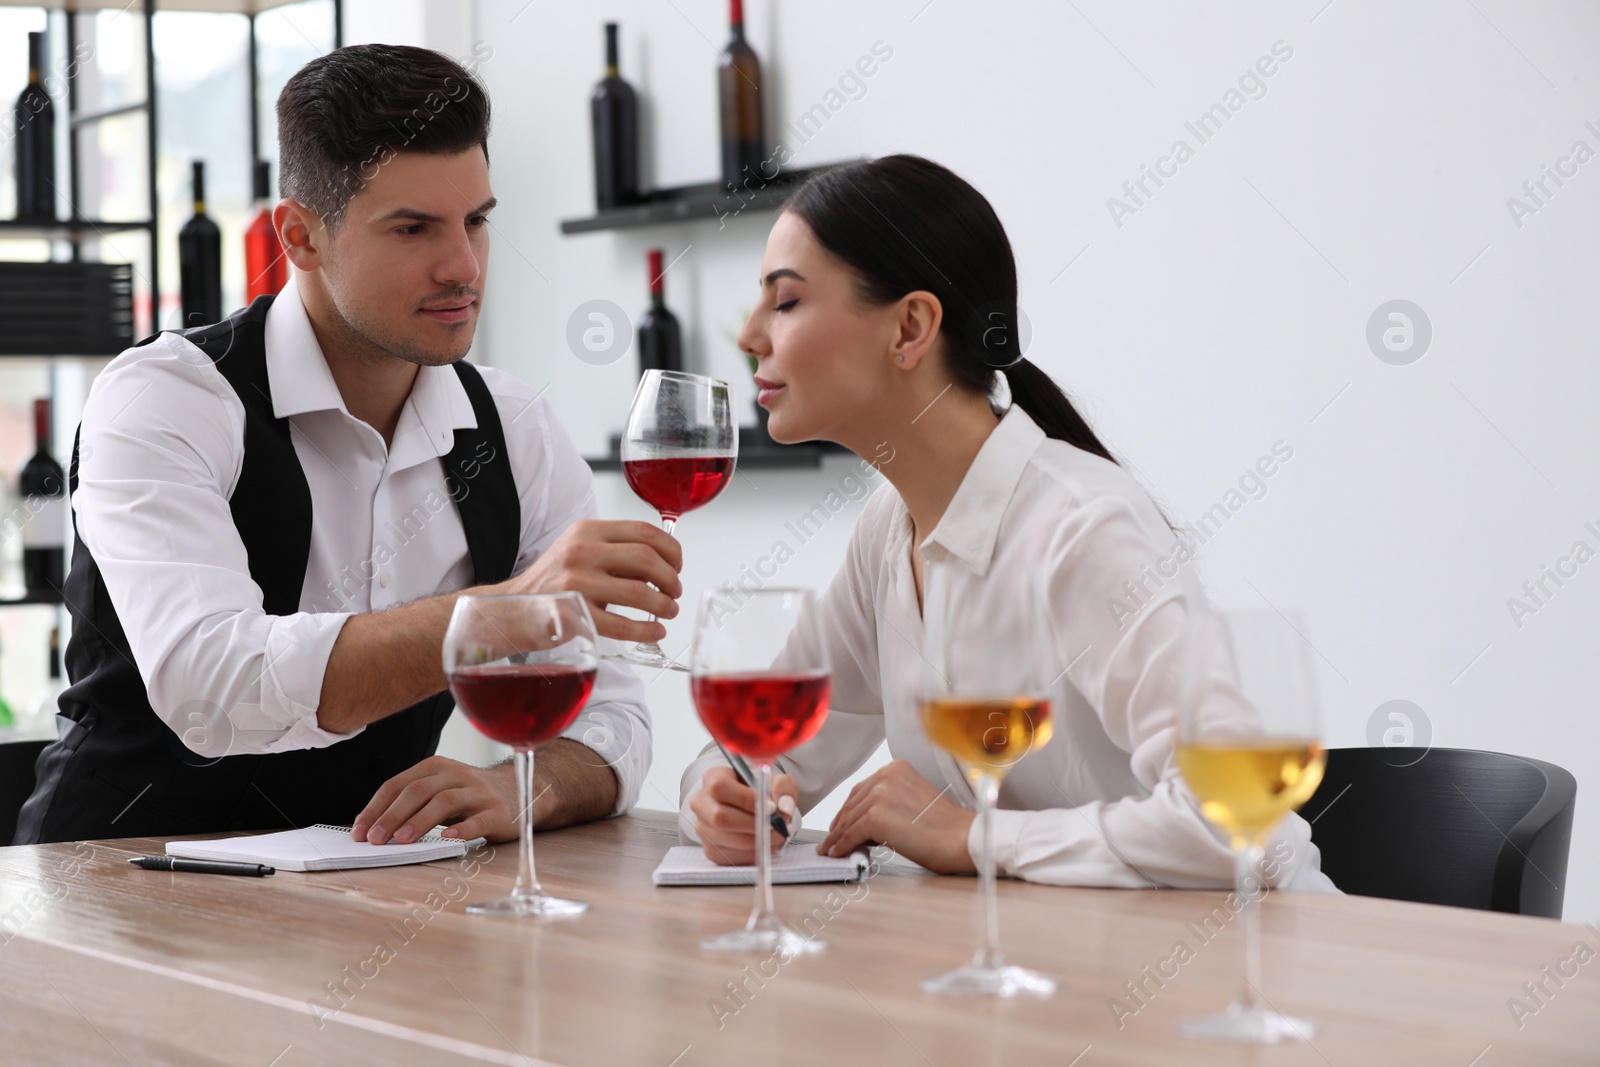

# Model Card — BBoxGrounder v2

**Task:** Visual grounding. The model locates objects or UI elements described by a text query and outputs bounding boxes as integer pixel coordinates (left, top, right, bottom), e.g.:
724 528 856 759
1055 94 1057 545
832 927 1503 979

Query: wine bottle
244 159 287 302
20 398 65 599
590 22 640 210
14 31 57 221
718 0 764 195
638 248 683 377
23 626 64 740
178 160 223 327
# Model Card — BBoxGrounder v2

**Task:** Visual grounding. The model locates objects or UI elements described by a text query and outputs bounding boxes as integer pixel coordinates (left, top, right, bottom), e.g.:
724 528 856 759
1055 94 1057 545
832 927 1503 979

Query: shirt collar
918 404 1047 577
263 275 479 453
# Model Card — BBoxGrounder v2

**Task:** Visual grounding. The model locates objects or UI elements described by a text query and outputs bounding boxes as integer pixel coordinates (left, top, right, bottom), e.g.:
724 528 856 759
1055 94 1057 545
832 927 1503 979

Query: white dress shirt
679 405 1336 890
72 276 650 815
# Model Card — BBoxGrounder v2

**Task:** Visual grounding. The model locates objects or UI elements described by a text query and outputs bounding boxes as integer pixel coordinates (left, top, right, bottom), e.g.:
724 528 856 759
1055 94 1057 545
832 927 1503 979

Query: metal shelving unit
0 0 344 338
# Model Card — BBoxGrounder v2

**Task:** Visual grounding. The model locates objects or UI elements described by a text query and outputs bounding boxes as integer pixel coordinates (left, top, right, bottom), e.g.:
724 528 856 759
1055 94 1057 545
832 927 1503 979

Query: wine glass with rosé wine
617 370 737 671
690 587 831 955
444 592 599 917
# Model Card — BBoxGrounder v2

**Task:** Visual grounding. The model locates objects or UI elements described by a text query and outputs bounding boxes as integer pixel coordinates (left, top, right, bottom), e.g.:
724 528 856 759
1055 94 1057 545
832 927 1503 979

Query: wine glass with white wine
1175 607 1325 1042
918 561 1057 997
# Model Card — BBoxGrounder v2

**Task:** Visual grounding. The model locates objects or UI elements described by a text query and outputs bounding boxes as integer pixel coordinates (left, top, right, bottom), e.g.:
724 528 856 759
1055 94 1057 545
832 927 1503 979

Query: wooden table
1 811 1595 1065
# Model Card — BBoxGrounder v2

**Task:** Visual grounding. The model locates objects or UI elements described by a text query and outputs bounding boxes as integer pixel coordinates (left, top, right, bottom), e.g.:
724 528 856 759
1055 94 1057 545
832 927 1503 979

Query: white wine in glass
1175 608 1325 1042
919 563 1057 998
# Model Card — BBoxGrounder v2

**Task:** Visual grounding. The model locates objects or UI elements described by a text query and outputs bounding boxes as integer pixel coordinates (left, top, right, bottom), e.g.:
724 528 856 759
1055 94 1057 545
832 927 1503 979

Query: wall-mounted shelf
559 162 852 235
586 428 852 472
0 593 64 607
0 219 153 240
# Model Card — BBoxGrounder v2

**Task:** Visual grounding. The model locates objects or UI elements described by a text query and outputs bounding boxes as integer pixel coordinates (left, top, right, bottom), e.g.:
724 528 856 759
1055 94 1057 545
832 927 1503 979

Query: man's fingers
584 575 680 620
588 606 667 644
391 790 475 845
600 520 684 573
355 768 435 841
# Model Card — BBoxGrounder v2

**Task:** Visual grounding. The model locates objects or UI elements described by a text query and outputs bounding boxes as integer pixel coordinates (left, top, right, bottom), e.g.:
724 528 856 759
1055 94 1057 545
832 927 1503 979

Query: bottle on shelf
178 160 223 327
244 159 287 303
638 248 683 378
718 0 764 195
591 22 640 210
20 397 65 600
22 626 65 740
13 31 57 222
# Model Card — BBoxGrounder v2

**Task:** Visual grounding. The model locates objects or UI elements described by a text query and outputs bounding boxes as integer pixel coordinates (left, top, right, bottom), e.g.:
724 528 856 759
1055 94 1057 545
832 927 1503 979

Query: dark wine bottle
20 398 65 599
14 31 57 221
244 159 287 302
638 248 683 377
718 0 764 195
178 160 223 326
590 22 640 210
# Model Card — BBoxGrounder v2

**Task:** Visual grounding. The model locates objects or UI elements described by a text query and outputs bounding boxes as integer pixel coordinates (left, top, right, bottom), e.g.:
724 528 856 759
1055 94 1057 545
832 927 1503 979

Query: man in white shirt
15 45 675 847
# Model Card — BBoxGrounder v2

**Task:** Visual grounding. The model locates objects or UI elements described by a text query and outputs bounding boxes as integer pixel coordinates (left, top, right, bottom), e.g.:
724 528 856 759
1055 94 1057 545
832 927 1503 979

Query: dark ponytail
785 154 1119 465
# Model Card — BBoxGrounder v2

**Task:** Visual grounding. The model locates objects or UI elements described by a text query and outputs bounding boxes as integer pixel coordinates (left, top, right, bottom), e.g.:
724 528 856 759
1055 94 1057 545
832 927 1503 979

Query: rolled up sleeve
74 340 357 757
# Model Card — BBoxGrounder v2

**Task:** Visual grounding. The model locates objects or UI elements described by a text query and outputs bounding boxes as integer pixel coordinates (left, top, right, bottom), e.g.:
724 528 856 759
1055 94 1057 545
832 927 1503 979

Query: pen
130 856 275 877
712 740 790 841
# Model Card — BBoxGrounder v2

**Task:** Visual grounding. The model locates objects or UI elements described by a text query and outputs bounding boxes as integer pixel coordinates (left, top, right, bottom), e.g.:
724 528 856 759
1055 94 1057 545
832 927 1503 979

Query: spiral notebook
652 843 870 886
165 824 473 872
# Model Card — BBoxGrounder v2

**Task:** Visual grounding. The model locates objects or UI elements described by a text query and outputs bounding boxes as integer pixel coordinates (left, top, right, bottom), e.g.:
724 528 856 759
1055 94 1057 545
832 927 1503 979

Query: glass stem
636 516 677 644
750 761 778 927
512 747 542 899
974 772 1003 970
1235 840 1266 1012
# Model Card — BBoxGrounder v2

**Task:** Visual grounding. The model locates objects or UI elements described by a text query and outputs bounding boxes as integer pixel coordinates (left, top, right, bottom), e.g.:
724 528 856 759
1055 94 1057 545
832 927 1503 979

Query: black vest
15 296 520 844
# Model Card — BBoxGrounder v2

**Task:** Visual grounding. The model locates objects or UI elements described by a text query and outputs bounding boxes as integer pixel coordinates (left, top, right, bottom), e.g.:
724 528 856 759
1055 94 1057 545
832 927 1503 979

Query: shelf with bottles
564 7 853 236
559 163 851 236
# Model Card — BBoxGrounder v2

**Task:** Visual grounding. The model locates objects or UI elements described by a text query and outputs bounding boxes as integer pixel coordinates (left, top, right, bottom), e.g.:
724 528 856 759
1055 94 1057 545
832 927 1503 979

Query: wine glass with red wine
618 369 737 671
443 592 599 917
691 587 831 955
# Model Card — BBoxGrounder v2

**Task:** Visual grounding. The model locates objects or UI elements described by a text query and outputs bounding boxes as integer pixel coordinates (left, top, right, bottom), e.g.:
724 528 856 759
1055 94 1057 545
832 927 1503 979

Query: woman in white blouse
678 155 1334 891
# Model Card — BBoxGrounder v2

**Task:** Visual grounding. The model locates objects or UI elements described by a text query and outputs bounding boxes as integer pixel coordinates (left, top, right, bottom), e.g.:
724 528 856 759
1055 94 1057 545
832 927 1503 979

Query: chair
1 739 50 846
1301 747 1576 919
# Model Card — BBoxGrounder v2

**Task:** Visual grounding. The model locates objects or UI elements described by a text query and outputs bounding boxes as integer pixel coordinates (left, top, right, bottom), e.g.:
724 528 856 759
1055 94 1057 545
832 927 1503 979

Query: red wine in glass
692 671 831 761
449 663 597 748
442 592 600 918
623 456 735 521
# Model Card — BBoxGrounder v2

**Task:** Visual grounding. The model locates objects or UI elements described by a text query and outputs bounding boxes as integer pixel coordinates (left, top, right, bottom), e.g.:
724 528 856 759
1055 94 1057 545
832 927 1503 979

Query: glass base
701 915 824 956
466 892 587 918
608 643 690 673
921 963 1057 998
1179 1004 1316 1043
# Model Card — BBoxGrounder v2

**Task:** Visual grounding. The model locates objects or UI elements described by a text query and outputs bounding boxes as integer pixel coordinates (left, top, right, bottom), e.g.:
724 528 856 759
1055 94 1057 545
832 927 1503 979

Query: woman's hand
689 766 799 865
818 760 977 873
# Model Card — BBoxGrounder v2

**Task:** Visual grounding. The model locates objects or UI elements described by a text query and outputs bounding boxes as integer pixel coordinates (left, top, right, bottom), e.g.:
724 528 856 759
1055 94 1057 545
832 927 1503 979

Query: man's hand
352 756 522 845
818 760 977 873
689 766 799 865
495 519 683 644
352 739 622 846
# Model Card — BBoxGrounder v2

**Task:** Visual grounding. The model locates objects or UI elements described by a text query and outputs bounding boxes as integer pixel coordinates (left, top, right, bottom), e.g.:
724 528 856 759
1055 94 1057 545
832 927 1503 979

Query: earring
895 355 905 363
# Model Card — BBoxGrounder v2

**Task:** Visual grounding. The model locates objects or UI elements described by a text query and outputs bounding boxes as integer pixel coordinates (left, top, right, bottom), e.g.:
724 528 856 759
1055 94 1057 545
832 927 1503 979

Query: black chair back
1302 747 1575 918
1 739 50 846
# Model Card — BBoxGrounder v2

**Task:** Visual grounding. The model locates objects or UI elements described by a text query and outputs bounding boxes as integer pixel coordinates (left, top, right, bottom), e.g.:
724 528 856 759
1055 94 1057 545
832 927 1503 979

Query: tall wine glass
919 561 1057 997
443 592 598 917
617 370 737 672
1175 608 1325 1042
691 587 830 955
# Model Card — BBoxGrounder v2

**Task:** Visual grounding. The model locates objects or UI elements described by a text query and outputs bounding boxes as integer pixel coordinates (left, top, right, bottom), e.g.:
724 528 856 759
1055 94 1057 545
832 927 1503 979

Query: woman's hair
277 44 491 232
783 154 1118 464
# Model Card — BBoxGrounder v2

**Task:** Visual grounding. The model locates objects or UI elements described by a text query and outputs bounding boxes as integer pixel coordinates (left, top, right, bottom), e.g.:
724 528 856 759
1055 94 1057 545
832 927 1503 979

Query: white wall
437 0 1599 919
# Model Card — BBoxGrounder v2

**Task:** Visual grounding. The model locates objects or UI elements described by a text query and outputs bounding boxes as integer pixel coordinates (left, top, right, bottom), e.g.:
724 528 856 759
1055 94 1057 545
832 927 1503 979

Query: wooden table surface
1 810 1595 1066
